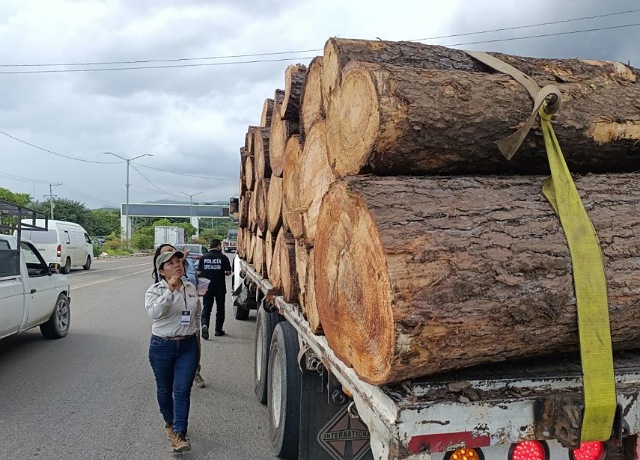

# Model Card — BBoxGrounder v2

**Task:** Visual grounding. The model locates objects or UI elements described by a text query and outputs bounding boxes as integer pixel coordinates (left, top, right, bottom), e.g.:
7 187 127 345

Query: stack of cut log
237 38 640 385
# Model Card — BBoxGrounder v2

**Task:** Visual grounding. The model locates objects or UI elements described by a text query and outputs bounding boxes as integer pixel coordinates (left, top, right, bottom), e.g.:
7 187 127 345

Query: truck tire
40 293 70 339
255 305 282 404
83 256 91 270
62 257 71 274
267 322 301 459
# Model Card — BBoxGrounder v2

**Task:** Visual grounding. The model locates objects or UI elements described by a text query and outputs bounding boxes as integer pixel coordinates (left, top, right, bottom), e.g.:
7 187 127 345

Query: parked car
0 235 71 341
178 244 207 264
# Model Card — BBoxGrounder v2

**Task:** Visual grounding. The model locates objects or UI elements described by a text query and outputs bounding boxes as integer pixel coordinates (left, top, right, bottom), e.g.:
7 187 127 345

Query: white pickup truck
0 234 71 340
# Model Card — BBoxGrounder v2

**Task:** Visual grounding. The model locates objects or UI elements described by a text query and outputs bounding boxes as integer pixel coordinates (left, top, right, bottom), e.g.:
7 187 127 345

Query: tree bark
281 64 307 122
300 56 325 138
254 128 271 180
326 60 640 177
298 120 336 246
267 175 283 235
315 174 640 384
282 135 305 239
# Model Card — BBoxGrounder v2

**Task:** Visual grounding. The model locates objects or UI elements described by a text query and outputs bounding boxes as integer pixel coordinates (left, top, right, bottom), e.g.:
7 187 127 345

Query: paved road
0 254 275 459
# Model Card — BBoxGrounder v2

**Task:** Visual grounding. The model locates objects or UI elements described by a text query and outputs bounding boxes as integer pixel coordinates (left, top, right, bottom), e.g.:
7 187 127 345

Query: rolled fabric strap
464 50 562 160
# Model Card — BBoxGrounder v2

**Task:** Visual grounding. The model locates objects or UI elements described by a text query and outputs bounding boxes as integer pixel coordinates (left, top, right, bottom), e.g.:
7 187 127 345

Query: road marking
71 261 150 275
73 268 150 289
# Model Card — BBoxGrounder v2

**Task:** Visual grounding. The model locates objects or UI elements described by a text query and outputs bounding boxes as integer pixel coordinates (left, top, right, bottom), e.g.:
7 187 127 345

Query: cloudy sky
0 0 637 209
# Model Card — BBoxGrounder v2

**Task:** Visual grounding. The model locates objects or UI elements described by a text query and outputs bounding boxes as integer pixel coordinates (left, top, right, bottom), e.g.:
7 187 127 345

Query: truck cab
222 228 238 253
0 202 71 341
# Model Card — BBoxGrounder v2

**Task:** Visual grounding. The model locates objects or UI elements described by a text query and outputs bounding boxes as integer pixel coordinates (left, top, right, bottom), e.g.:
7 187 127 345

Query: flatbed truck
233 256 640 460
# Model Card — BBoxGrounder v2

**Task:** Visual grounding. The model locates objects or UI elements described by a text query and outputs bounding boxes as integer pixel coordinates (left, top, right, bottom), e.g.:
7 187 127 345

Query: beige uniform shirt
144 279 202 338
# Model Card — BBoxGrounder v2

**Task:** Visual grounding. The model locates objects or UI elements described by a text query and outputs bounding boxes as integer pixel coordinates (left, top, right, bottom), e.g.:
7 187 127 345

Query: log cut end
326 62 380 177
315 181 394 384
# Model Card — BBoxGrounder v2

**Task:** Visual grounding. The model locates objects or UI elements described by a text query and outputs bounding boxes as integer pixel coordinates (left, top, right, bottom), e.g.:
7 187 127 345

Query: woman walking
153 244 206 388
145 249 201 452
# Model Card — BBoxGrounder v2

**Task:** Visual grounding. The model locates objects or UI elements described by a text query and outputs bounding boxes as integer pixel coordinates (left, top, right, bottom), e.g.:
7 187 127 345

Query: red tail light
509 441 548 460
56 244 61 257
570 442 605 460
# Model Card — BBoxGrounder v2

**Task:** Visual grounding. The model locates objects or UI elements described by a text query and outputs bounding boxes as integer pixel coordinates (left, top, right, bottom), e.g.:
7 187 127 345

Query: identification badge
181 310 191 326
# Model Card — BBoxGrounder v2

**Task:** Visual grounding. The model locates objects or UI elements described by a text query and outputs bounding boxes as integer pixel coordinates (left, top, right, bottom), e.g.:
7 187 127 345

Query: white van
18 219 93 274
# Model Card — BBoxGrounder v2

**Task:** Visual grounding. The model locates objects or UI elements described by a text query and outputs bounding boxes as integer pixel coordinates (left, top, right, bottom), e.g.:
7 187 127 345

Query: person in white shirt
153 244 205 389
145 250 201 453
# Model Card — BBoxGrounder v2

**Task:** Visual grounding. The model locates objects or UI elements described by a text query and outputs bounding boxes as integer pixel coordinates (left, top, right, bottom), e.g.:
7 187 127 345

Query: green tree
131 233 154 250
86 209 120 236
31 198 91 227
0 187 31 207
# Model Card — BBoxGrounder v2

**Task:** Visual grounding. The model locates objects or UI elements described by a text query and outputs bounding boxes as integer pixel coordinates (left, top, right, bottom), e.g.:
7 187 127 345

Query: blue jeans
148 334 198 434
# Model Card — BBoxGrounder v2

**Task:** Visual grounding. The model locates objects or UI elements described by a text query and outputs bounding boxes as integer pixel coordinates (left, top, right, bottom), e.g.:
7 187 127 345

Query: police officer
197 238 231 339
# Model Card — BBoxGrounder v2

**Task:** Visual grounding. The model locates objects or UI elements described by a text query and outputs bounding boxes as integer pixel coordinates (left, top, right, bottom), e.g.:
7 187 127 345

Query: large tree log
298 120 336 246
244 154 255 192
295 239 310 309
315 174 640 384
270 229 284 291
239 192 249 228
322 37 638 110
254 128 271 180
269 90 299 177
281 64 307 122
248 189 258 233
255 178 269 234
237 228 245 258
282 135 305 239
279 230 298 303
300 56 325 137
326 59 640 177
239 147 248 193
305 249 322 334
254 235 266 276
245 126 261 155
265 230 275 279
267 175 283 235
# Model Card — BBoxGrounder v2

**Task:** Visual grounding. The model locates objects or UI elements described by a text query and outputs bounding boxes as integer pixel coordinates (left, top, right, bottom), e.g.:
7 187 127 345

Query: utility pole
44 183 63 219
104 152 153 243
182 192 202 239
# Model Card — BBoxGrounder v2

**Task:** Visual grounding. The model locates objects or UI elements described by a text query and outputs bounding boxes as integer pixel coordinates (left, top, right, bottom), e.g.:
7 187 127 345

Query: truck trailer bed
238 258 640 459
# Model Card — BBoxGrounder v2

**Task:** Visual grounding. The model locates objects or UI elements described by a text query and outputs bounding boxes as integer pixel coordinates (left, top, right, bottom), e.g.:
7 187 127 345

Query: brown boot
171 432 191 452
194 371 206 388
164 422 175 440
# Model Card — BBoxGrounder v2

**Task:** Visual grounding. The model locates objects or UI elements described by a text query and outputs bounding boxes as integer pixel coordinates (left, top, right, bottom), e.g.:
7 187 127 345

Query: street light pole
104 152 153 243
182 192 202 239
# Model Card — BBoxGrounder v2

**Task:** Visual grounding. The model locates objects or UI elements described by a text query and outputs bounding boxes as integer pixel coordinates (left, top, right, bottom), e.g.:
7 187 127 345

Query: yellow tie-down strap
539 106 617 442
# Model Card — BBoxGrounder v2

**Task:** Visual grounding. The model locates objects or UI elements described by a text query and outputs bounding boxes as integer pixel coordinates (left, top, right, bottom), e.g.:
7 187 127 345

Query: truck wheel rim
256 326 264 380
270 347 282 427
